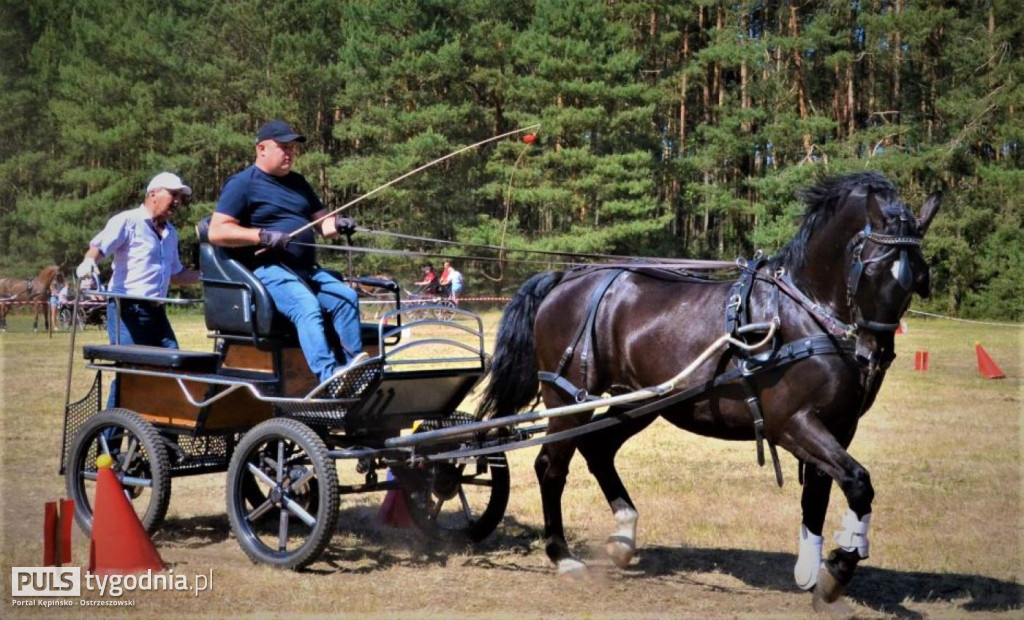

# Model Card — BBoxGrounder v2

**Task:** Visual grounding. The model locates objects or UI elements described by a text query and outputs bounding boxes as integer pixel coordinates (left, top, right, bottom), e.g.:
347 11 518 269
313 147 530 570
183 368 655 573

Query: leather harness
535 232 917 487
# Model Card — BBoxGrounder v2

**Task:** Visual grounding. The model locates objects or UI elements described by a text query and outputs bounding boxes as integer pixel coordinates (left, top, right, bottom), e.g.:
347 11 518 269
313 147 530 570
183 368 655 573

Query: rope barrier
359 296 511 305
907 309 1022 328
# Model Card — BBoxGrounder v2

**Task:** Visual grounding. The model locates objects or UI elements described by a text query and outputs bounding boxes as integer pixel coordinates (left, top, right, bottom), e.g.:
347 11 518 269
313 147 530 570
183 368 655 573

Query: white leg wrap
611 503 638 544
605 499 638 568
557 557 587 575
834 509 871 559
794 524 824 591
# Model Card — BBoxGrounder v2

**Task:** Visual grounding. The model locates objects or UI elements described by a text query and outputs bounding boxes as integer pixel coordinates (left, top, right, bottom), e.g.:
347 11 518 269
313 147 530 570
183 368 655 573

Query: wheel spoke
282 496 316 527
290 469 316 491
246 461 276 488
277 507 290 551
457 487 473 521
122 437 138 469
458 476 494 488
246 498 275 522
427 497 444 520
98 433 111 455
276 440 285 483
120 474 153 488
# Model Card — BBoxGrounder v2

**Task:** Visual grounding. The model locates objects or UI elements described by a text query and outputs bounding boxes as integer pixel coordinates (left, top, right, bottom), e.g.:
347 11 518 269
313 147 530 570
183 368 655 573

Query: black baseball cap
256 120 307 144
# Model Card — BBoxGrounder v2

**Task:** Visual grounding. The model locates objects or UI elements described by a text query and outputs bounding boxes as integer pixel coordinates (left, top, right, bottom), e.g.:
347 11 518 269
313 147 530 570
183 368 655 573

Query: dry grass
1 311 1021 618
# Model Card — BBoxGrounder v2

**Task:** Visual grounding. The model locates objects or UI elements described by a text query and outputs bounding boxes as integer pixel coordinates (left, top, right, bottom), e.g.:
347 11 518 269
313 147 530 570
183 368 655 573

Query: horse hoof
812 593 854 617
605 536 635 569
811 568 852 616
556 558 588 580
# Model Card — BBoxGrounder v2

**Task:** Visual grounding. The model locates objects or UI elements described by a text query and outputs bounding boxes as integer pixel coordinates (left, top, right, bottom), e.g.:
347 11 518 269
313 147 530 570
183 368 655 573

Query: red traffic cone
88 454 164 575
378 469 415 529
975 343 1006 379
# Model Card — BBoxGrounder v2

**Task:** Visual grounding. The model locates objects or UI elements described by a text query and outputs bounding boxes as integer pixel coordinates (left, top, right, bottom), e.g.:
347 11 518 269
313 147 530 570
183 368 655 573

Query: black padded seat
83 344 220 373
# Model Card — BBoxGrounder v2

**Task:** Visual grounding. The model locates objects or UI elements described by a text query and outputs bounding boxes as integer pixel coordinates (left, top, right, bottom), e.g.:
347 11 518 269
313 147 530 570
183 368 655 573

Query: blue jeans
106 300 179 408
254 264 362 383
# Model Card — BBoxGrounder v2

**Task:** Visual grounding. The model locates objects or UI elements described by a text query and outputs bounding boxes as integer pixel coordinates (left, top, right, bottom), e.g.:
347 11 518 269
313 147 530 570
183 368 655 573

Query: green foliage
0 0 1019 318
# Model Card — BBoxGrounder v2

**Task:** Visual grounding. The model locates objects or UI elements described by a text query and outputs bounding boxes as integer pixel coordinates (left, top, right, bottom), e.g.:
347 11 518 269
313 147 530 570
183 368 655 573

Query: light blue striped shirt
90 205 183 298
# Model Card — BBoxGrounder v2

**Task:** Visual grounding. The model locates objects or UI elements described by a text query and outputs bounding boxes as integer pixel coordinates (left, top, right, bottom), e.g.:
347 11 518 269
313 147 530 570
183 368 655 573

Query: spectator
48 278 62 330
439 260 464 304
75 171 201 406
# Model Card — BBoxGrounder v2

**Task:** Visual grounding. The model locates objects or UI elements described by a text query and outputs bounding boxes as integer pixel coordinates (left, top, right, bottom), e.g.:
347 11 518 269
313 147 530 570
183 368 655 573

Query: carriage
60 173 939 613
60 237 510 569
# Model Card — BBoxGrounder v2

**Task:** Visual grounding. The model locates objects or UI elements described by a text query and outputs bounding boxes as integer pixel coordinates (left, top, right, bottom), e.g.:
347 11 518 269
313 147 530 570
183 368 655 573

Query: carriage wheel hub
430 465 461 501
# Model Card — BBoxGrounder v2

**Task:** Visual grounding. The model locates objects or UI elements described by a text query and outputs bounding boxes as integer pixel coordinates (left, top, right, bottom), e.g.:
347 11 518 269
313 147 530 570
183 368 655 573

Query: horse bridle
846 210 923 332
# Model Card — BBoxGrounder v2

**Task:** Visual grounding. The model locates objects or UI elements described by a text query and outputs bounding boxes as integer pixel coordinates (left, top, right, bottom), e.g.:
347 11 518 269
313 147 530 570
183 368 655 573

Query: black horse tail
477 271 565 419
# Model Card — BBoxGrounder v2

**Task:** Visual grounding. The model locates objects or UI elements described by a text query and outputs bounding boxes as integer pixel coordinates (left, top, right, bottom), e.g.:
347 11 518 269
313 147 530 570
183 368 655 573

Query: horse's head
846 188 941 331
777 173 941 334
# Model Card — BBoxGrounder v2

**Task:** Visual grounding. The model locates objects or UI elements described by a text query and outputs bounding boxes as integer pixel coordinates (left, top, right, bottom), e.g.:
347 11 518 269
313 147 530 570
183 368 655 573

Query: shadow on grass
152 512 1019 616
629 545 1023 617
150 505 546 575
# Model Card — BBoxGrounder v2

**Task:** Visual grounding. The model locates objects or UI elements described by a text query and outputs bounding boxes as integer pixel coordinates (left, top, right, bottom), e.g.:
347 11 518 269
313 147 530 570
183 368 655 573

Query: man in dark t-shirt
208 120 363 388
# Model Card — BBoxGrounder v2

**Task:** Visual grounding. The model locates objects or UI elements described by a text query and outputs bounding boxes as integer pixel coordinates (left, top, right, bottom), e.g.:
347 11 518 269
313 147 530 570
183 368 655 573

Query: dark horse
0 264 61 332
478 173 940 612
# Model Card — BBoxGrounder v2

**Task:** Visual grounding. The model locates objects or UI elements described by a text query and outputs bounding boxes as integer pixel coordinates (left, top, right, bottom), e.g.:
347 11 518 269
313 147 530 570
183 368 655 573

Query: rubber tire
396 413 510 544
226 418 338 570
64 408 172 536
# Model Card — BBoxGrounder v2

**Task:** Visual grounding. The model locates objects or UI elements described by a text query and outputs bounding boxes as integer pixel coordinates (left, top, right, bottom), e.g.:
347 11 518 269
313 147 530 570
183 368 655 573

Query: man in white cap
76 172 200 360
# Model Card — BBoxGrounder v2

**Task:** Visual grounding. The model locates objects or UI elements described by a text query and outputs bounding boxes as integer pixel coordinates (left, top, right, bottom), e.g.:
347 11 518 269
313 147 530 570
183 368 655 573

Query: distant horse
478 173 940 612
0 264 61 332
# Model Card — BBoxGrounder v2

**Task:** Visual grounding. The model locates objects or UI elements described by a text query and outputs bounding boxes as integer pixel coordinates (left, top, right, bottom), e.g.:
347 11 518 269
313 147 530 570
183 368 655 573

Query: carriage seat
196 217 391 349
83 344 219 373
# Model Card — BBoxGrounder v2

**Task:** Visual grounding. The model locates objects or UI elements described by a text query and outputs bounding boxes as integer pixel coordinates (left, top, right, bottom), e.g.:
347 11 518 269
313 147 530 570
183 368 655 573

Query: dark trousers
105 300 179 408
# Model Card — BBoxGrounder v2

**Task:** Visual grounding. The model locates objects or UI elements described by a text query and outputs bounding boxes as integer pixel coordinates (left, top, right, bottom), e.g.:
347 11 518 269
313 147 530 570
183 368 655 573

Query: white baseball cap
146 172 192 195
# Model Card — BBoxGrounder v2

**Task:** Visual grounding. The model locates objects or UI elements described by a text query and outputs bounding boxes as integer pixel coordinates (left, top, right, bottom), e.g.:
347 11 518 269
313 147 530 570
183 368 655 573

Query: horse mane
772 172 898 271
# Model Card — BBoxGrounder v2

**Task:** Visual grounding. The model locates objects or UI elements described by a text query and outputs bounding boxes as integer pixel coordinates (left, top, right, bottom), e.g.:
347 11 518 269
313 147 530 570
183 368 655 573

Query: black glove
258 229 290 249
335 216 356 236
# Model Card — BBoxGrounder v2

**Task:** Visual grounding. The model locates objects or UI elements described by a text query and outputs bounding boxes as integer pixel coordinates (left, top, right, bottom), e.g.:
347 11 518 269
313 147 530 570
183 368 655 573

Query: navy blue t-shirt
215 165 325 268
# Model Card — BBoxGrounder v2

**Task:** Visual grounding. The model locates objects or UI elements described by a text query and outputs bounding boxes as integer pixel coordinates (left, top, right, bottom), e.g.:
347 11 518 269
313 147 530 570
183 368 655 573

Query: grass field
1 309 1021 618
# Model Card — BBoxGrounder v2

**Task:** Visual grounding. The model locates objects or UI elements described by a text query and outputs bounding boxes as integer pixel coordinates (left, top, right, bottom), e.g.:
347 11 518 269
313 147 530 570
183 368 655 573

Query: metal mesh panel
276 361 382 427
60 372 102 474
168 434 231 475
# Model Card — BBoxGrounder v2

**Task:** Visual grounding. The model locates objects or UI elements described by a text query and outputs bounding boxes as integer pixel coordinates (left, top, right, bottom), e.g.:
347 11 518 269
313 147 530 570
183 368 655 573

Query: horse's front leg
794 461 831 590
778 414 873 612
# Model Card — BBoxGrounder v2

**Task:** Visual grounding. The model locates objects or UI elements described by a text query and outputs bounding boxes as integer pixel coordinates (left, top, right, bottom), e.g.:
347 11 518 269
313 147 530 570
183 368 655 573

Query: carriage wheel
433 300 457 321
58 307 83 331
394 413 510 544
226 418 338 570
64 408 171 535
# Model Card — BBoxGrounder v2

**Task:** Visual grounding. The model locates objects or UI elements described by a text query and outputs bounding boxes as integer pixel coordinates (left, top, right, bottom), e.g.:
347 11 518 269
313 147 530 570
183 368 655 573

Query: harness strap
774 273 856 339
554 269 625 388
535 335 856 483
537 371 599 403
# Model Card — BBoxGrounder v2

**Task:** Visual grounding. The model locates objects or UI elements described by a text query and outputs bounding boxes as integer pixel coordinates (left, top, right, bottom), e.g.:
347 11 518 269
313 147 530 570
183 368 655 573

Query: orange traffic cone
88 454 164 575
378 469 414 529
975 343 1006 379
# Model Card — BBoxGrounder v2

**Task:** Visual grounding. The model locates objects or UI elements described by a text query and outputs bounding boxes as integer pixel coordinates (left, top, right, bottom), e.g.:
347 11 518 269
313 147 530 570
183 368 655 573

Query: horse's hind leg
534 436 585 576
576 409 658 569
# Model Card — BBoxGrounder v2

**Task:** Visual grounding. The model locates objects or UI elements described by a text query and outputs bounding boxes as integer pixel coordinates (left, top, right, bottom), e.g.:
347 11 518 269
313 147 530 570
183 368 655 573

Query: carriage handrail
378 306 486 368
384 320 779 449
85 290 202 305
83 363 367 407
